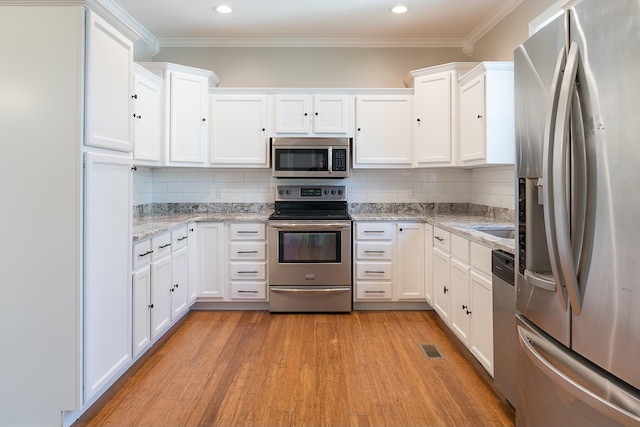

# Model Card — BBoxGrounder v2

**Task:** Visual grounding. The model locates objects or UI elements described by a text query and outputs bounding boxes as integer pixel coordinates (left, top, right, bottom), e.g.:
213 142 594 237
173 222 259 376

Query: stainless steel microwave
271 137 350 178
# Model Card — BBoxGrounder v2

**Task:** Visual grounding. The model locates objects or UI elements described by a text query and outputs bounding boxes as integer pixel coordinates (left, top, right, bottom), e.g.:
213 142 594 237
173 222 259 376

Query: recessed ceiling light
391 5 408 14
215 5 233 14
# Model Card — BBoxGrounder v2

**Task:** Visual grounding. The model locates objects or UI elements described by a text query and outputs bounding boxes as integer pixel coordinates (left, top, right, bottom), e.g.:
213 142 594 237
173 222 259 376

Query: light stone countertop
133 213 269 241
134 211 516 255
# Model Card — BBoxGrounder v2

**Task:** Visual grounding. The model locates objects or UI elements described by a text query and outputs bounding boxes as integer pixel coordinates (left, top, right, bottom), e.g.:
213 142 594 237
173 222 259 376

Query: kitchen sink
470 226 515 239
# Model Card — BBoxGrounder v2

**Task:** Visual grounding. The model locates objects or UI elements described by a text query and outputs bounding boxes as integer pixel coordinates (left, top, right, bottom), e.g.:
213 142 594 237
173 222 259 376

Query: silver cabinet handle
365 290 386 294
364 230 385 233
364 270 386 274
238 271 259 274
238 290 259 294
237 230 258 234
364 250 385 253
237 250 259 254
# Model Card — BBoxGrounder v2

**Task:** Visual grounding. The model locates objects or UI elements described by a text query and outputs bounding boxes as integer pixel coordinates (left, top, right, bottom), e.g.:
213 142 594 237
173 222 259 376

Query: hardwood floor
74 310 514 427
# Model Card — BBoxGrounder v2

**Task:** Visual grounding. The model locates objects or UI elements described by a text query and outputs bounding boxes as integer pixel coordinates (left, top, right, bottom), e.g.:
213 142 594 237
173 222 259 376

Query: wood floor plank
73 310 514 427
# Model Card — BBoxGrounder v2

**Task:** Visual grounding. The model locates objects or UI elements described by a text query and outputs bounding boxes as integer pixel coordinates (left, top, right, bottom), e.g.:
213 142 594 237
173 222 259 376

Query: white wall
134 165 515 209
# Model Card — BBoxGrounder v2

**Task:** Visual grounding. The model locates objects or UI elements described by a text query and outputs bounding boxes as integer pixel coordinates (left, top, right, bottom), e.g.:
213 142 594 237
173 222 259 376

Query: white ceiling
108 0 522 49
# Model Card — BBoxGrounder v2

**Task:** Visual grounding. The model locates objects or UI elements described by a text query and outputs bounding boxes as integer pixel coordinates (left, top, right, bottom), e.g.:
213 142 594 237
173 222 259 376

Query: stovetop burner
269 185 350 221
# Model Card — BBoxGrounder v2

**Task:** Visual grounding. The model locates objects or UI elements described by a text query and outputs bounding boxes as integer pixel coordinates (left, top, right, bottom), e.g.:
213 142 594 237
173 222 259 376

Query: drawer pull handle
177 236 188 241
237 230 258 234
365 290 386 294
364 250 385 253
365 270 386 274
159 243 172 249
238 290 259 293
364 230 385 233
237 250 259 254
238 271 259 274
435 236 444 242
138 250 154 257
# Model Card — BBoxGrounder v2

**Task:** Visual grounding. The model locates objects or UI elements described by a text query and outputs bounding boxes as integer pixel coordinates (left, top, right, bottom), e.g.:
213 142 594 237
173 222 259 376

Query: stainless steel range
268 185 352 313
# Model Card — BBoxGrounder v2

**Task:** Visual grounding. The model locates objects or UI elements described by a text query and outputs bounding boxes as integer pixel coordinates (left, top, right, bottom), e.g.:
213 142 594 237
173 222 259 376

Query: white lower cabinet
170 227 190 318
132 239 152 357
197 222 225 298
354 221 424 302
150 233 172 339
431 229 495 376
227 222 268 300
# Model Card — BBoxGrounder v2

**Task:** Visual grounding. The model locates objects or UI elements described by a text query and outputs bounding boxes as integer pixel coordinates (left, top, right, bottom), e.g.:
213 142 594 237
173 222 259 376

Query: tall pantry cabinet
0 4 137 426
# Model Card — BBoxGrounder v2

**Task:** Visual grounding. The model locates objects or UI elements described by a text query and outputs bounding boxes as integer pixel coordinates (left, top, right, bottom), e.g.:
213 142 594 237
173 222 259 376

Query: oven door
268 220 352 286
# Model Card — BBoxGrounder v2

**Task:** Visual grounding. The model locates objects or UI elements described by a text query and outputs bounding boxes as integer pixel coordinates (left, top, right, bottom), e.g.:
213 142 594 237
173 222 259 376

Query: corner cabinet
209 94 270 167
353 94 414 168
139 62 221 166
458 62 514 166
85 11 134 153
408 63 477 167
273 94 354 136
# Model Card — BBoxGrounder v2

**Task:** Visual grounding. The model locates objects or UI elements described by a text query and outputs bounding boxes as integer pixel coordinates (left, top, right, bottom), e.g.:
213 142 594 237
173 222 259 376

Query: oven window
278 230 341 263
275 149 328 171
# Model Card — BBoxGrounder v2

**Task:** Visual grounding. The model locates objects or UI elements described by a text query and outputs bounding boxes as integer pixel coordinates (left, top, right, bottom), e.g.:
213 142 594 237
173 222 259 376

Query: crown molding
464 0 524 51
157 37 467 49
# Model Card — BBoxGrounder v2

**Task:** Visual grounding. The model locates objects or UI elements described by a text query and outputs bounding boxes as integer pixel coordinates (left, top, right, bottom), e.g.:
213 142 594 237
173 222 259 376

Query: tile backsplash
133 165 515 210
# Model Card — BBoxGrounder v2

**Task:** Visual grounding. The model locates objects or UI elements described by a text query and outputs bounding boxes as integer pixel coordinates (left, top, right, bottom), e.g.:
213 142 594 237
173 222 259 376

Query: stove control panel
276 185 347 201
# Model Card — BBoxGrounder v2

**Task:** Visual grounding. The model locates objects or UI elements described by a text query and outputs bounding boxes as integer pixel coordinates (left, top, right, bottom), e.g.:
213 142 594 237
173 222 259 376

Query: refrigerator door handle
517 323 640 425
552 41 583 314
541 47 569 310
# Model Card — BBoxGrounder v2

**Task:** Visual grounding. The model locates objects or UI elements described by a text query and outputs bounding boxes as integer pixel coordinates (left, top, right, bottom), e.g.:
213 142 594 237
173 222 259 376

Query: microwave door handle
328 147 332 174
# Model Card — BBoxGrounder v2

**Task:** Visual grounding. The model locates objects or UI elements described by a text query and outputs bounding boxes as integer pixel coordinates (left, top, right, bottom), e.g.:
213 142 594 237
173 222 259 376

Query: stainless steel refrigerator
515 0 640 425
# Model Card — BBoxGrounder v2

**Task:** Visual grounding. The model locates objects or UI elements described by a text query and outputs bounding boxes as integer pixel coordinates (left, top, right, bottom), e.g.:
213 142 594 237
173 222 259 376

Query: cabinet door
397 223 425 300
171 247 189 319
274 95 311 134
313 95 351 134
354 95 413 168
470 270 494 376
150 256 172 339
168 71 208 164
424 224 434 304
187 223 199 304
432 247 451 324
450 257 471 345
209 95 269 167
132 69 162 162
459 74 486 163
84 152 132 402
132 267 151 357
197 223 225 298
414 72 454 166
85 11 133 152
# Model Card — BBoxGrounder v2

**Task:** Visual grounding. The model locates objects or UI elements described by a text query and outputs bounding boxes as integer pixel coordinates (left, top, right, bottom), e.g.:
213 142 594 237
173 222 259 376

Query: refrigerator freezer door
568 0 640 391
516 316 640 427
514 13 570 346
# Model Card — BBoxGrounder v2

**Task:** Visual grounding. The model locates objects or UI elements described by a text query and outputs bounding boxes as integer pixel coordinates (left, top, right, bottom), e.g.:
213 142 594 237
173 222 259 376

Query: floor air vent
420 344 443 359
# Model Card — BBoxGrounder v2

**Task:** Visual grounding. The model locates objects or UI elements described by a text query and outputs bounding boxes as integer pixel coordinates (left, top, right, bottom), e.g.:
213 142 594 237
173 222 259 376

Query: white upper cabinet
139 62 220 167
274 94 354 136
209 94 269 167
408 63 477 167
353 94 413 168
458 62 514 166
85 10 134 153
132 64 162 164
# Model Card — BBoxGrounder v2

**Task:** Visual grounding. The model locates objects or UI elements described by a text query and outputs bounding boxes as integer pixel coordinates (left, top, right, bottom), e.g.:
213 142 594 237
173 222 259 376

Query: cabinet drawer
151 232 172 260
470 242 492 277
451 234 470 263
229 223 266 240
133 239 152 269
355 222 394 240
230 282 266 299
433 227 451 252
355 241 393 260
229 242 266 261
355 262 392 280
171 226 189 251
229 262 266 280
356 282 392 300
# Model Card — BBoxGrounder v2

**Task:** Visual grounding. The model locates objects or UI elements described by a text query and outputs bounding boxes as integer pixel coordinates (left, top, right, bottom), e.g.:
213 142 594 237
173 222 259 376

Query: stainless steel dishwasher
492 249 516 409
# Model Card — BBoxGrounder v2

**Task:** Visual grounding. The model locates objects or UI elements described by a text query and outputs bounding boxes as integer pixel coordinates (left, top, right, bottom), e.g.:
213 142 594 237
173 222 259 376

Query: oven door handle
270 287 352 294
270 223 351 230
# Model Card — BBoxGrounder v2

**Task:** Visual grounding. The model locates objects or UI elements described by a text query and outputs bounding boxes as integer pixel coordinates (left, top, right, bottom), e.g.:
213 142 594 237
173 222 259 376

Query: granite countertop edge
134 211 515 254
